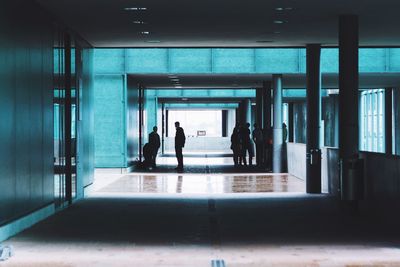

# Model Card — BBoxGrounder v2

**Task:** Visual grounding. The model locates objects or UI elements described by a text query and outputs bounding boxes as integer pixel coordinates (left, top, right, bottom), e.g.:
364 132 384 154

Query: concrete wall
287 143 306 180
0 0 54 225
361 152 400 199
164 137 232 154
94 75 127 167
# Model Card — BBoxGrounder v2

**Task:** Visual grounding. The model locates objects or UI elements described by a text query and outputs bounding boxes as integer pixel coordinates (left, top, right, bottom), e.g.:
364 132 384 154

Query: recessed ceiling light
169 75 178 79
170 78 180 81
133 20 146 24
175 86 182 88
273 20 287 24
140 31 150 35
275 7 293 11
124 7 147 11
182 98 188 101
146 40 161 43
273 31 281 34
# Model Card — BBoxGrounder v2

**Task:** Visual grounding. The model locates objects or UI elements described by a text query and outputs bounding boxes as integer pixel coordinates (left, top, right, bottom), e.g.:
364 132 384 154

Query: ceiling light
168 75 178 79
273 31 281 34
124 7 147 11
140 31 150 35
182 98 188 101
146 40 161 43
133 21 146 24
273 20 287 24
170 78 180 81
175 86 182 88
275 7 293 11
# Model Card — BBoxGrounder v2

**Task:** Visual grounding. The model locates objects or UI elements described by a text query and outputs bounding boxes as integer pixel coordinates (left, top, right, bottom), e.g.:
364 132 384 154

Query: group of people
142 121 186 171
143 120 286 171
230 122 288 169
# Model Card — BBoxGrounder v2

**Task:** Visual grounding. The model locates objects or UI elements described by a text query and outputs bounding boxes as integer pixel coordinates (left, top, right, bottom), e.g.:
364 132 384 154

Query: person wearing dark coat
148 126 161 168
174 121 186 171
240 123 254 166
230 125 241 167
252 123 264 167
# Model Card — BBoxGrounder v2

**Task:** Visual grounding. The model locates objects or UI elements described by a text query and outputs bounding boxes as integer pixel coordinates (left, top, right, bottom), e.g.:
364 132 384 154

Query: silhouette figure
230 125 241 167
252 123 264 167
174 121 186 171
148 126 160 168
240 123 254 166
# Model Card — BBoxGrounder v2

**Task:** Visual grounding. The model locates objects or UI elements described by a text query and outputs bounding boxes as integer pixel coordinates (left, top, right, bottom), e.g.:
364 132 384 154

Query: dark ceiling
37 0 400 47
129 73 400 89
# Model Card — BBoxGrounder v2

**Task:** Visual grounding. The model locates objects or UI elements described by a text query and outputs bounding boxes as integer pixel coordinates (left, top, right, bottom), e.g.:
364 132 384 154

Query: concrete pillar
272 74 283 173
256 88 263 127
339 15 360 200
241 99 251 125
263 81 272 129
394 89 400 155
306 44 322 193
385 88 393 155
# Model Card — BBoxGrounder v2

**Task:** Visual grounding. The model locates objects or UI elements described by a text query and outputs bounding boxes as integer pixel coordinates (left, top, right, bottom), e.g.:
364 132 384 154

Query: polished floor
3 163 400 266
92 173 305 196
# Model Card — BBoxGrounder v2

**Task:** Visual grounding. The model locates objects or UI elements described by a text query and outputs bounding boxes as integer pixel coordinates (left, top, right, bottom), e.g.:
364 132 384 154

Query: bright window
360 89 385 153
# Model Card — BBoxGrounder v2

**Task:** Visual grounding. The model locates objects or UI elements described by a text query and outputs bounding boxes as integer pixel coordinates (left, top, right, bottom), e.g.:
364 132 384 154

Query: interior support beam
288 103 294 143
272 74 283 173
306 44 322 193
385 88 393 155
262 81 272 130
256 88 263 127
339 15 360 199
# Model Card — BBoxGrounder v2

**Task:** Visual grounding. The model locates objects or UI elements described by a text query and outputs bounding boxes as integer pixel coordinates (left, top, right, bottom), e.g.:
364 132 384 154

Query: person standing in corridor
174 121 186 171
148 126 161 168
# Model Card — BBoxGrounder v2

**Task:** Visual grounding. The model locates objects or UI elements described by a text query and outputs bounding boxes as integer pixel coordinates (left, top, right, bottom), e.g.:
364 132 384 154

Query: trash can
340 158 364 201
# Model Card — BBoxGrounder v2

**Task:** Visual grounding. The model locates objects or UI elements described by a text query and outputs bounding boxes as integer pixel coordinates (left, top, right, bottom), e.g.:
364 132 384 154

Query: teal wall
94 75 127 167
0 0 54 225
94 48 400 75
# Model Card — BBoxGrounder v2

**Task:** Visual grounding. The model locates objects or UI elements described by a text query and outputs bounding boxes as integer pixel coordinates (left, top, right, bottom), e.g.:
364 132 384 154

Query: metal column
272 74 283 173
339 15 362 200
256 88 263 127
263 81 272 130
306 44 322 193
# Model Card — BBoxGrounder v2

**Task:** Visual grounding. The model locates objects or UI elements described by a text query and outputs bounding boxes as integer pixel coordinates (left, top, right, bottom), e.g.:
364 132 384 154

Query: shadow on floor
12 195 400 246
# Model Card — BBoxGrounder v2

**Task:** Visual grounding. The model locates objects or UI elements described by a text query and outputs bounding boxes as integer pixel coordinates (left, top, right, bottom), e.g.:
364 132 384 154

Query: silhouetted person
282 122 288 143
174 121 186 171
240 123 253 166
230 125 241 167
252 123 264 167
148 126 160 168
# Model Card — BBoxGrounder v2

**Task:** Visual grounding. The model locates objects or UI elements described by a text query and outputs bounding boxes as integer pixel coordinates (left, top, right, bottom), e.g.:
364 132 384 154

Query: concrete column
385 88 393 155
272 74 283 173
394 89 400 155
306 44 322 193
241 99 251 125
262 81 272 129
339 15 360 200
64 32 72 204
256 88 263 127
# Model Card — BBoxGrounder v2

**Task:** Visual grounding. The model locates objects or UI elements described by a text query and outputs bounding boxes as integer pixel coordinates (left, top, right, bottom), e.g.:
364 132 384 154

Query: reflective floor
93 173 305 195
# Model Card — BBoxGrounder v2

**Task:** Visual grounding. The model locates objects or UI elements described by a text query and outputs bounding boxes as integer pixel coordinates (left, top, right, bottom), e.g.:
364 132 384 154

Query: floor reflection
97 174 304 194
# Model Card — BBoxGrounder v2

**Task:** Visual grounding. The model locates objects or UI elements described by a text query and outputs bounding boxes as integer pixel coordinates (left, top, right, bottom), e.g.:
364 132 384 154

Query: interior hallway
4 166 400 266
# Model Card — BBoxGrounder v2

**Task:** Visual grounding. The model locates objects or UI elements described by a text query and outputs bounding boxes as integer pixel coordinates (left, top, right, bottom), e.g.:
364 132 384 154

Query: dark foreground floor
4 193 400 266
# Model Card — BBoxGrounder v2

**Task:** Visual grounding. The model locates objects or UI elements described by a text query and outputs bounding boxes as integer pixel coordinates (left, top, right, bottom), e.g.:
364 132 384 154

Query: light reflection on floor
92 173 305 195
157 156 234 166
